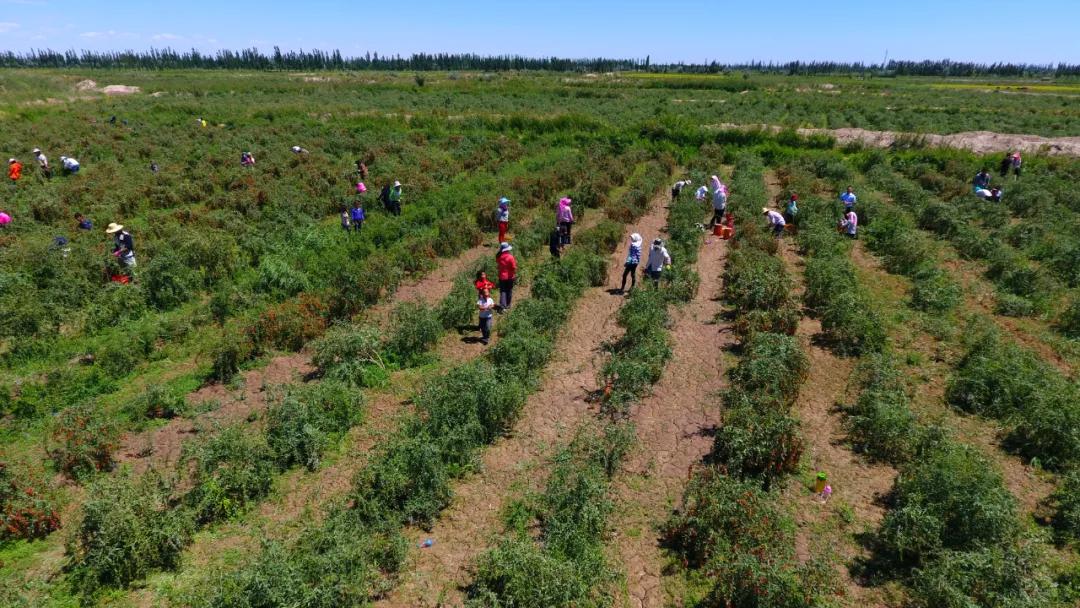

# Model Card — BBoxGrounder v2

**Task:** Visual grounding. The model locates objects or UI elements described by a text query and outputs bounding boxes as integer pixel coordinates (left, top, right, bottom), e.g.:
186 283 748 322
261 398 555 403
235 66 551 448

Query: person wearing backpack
379 183 392 212
388 181 403 216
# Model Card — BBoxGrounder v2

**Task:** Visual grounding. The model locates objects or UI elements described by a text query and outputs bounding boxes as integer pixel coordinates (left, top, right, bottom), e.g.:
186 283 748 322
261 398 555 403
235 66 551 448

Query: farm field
1 68 1080 608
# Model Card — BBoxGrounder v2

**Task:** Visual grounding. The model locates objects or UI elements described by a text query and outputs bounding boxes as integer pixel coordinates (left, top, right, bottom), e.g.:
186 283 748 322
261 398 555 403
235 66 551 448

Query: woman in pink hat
556 197 574 245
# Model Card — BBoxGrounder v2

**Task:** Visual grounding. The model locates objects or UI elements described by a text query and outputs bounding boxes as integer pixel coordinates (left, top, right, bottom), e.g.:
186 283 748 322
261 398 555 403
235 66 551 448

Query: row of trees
1 47 1078 76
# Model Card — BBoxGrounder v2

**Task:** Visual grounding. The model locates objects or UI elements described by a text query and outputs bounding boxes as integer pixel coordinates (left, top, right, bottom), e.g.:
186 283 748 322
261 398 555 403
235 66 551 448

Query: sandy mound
102 85 141 95
74 79 97 91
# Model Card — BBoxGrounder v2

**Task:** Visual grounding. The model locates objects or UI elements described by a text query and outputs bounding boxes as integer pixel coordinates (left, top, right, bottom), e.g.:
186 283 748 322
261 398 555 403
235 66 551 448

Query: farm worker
695 185 709 202
8 158 22 184
548 227 562 259
388 181 403 216
618 232 643 293
973 168 991 192
496 197 510 243
474 270 495 298
784 194 799 224
240 151 255 167
355 181 367 195
709 176 729 228
32 148 51 178
59 156 80 175
999 152 1012 178
645 238 672 286
975 187 1003 203
356 159 368 179
350 200 365 232
840 209 858 239
1011 152 1022 178
340 207 351 232
496 242 517 312
671 179 692 202
290 145 309 154
0 211 11 227
75 213 93 231
556 197 574 245
106 222 136 271
150 161 159 174
477 287 495 345
763 207 786 238
839 186 856 210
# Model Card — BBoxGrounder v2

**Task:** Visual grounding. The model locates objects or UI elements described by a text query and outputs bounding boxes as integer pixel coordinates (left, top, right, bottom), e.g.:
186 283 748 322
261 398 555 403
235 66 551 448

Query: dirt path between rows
766 171 899 607
608 224 733 608
373 194 671 608
708 123 1080 156
115 240 493 473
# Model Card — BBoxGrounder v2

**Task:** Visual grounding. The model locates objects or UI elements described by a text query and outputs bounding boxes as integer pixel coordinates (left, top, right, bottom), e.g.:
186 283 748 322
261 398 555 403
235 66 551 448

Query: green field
1 69 1080 607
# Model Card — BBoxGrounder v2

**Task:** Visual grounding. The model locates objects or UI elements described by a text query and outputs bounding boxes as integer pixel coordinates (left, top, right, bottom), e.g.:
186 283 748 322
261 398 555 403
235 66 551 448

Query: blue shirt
351 207 365 222
626 244 641 265
840 192 856 207
78 219 93 230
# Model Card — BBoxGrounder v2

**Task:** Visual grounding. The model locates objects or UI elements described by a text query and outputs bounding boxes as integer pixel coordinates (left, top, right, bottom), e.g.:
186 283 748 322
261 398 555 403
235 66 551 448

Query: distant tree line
0 47 1077 77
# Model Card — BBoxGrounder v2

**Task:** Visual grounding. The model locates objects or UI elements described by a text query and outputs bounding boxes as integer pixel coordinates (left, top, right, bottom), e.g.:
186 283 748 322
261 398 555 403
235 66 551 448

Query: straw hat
32 148 41 154
630 233 643 247
105 222 124 234
761 207 770 214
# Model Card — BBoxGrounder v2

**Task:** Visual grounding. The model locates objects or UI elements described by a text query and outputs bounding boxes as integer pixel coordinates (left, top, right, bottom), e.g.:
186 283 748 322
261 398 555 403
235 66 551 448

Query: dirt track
374 194 671 608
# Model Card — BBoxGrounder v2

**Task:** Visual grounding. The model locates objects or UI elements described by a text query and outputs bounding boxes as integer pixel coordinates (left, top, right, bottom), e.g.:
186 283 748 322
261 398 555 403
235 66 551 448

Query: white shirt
695 186 709 201
36 154 48 168
645 246 671 272
62 157 79 170
478 297 495 319
766 210 786 226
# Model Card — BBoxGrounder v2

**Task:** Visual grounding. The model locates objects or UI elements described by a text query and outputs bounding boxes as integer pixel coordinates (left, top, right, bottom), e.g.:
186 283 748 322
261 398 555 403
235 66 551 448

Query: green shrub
728 332 808 403
265 381 364 470
1009 393 1080 470
310 323 386 386
183 425 277 524
123 384 186 421
1049 468 1080 546
817 287 888 355
437 270 484 330
994 291 1036 317
1056 295 1080 338
711 397 803 485
144 251 201 310
47 403 120 480
208 325 256 383
909 545 1054 608
946 328 1048 419
66 471 194 598
469 537 598 607
910 267 961 313
844 355 919 464
254 255 311 297
0 460 60 541
383 302 442 366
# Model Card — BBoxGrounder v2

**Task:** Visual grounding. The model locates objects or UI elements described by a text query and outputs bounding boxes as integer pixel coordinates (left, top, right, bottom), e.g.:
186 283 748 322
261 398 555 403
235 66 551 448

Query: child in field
999 152 1012 178
784 194 799 225
549 227 562 259
645 238 671 286
8 158 22 184
477 288 495 345
76 213 93 231
356 159 368 179
350 200 365 232
496 197 510 243
839 186 856 210
1011 152 1022 178
340 207 351 232
474 271 495 297
695 184 709 202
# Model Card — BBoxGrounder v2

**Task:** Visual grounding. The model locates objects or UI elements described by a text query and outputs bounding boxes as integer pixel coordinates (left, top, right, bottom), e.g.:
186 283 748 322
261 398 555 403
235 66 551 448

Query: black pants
479 316 492 342
710 208 725 228
620 263 638 291
499 278 514 310
352 221 363 232
559 221 572 245
390 202 401 216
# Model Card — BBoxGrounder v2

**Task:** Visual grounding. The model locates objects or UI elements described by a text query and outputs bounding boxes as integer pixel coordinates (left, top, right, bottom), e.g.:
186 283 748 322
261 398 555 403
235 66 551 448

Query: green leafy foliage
183 425 277 524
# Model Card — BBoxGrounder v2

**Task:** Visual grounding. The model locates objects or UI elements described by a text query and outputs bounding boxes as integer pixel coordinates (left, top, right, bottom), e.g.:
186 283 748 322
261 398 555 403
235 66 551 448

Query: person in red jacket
8 158 22 184
474 270 495 298
496 242 517 312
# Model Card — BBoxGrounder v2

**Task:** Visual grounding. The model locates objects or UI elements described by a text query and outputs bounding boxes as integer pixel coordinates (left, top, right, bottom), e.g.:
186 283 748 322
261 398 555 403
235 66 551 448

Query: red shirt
8 162 22 181
497 252 517 281
474 278 495 293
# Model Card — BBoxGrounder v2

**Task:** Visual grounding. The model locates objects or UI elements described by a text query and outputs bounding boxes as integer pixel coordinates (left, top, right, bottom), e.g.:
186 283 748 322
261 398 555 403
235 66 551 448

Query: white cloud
79 30 136 39
152 33 183 41
0 21 19 33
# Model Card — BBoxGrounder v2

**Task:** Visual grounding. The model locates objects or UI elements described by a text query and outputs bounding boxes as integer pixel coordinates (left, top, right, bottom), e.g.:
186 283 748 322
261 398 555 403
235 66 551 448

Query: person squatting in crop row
671 178 692 202
7 158 22 185
840 208 858 239
477 287 495 345
59 156 80 175
644 237 671 287
556 197 574 245
496 241 517 312
106 222 136 275
496 197 510 243
617 232 643 294
972 168 1003 202
709 175 728 228
32 148 51 179
763 207 786 238
240 151 256 167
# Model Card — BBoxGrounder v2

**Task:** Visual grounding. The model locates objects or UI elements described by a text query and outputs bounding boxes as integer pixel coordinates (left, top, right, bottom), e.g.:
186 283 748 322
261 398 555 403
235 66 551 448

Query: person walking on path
671 179 692 202
618 232 643 293
973 168 992 192
496 242 517 312
709 175 728 228
784 194 799 225
548 227 562 259
8 158 22 185
763 207 786 239
32 148 51 179
388 181 403 216
59 156 80 175
496 197 510 243
474 270 495 298
106 222 136 273
477 288 495 345
556 197 574 245
1011 152 1022 179
839 186 857 211
644 237 671 287
350 199 365 233
840 209 858 239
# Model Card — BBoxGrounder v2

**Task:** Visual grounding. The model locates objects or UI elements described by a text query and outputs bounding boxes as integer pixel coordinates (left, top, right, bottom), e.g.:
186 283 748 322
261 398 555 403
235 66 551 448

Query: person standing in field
548 226 562 259
840 209 858 239
709 175 728 228
644 238 671 286
556 197 574 245
1011 152 1022 179
999 152 1012 178
8 158 22 185
340 207 351 232
839 186 857 211
496 242 517 312
973 168 992 192
106 222 136 273
350 199 365 233
763 207 786 239
356 159 368 180
618 232 643 293
59 156 80 175
388 181 403 216
671 179 692 202
784 194 799 225
477 287 495 345
496 197 510 243
32 148 51 178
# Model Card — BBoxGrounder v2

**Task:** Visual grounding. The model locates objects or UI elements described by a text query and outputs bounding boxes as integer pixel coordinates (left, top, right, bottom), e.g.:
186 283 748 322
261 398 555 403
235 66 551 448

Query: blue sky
1 0 1077 64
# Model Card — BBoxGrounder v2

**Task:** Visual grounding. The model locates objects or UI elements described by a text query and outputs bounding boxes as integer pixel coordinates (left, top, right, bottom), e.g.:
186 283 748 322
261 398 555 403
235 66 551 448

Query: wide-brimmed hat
559 197 572 206
630 233 643 246
498 197 510 204
355 182 367 193
60 156 68 161
393 180 401 187
498 242 512 253
32 148 41 154
7 158 15 163
761 207 770 214
105 222 124 234
652 238 663 246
